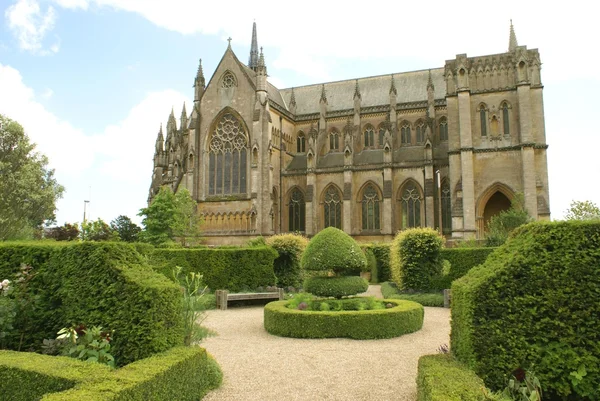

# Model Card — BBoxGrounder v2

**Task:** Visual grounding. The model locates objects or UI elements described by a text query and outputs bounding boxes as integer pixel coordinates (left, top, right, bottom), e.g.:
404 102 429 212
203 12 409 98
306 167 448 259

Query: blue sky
0 0 598 227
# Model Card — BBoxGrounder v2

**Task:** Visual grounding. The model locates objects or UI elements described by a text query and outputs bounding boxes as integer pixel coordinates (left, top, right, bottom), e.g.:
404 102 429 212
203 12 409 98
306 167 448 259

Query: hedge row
0 242 183 365
0 346 222 401
451 221 600 400
417 354 490 401
149 247 278 292
380 282 444 307
303 276 368 298
264 299 423 339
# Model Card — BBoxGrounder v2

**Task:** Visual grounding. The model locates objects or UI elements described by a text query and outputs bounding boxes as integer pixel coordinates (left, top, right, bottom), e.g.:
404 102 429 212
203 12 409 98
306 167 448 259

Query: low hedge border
381 282 444 307
417 354 490 401
264 298 424 339
0 346 222 401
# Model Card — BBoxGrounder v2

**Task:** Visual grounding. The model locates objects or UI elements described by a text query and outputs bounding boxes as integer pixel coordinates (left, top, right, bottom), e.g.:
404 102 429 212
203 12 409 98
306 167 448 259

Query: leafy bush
390 228 443 291
370 243 392 282
430 248 497 290
56 324 115 368
380 282 444 307
363 247 377 275
266 233 308 288
451 221 600 400
485 194 531 247
264 299 423 339
303 276 368 298
301 227 366 275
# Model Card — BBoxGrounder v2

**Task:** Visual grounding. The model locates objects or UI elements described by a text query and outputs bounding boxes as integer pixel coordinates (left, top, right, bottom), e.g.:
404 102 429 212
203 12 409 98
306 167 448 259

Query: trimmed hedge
264 298 423 339
303 276 369 298
381 282 444 307
149 247 278 292
266 234 308 288
431 247 496 290
417 354 490 401
301 227 366 274
451 221 600 400
0 242 184 365
369 243 392 282
0 346 222 400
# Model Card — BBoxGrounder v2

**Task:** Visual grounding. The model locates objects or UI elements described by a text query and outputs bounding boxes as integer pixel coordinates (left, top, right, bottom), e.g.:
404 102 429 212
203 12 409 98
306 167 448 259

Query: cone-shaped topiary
301 227 367 275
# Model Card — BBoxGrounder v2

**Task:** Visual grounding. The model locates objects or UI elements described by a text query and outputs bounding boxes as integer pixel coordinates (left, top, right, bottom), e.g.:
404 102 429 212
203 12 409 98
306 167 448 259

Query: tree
138 187 201 246
485 193 532 246
81 218 118 241
565 200 600 221
0 115 64 240
46 223 80 241
110 215 141 242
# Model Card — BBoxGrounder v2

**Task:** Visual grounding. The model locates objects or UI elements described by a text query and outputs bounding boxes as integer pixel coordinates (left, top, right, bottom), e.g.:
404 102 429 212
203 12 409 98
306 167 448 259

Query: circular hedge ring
264 298 424 339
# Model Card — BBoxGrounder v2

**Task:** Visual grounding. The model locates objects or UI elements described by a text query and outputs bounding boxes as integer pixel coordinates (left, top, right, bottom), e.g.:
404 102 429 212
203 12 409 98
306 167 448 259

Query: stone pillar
305 172 316 236
343 170 352 234
517 83 537 217
457 90 476 239
382 166 392 235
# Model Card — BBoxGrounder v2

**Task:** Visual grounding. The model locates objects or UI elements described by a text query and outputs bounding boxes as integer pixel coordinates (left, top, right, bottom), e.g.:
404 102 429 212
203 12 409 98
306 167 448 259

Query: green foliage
498 368 543 401
247 236 267 247
0 346 222 401
149 247 278 292
264 298 424 339
451 221 600 400
417 354 490 401
0 278 16 349
56 324 115 368
110 215 142 242
303 276 368 298
45 223 80 241
390 228 444 291
266 233 308 288
430 248 497 290
363 247 377 274
380 282 444 307
565 200 600 221
370 243 392 282
301 227 367 275
0 114 65 240
302 296 385 312
81 218 119 241
485 194 531 247
172 267 213 346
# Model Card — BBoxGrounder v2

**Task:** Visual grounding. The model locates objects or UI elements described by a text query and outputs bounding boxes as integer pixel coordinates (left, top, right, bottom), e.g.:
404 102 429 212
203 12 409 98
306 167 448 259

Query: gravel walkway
201 286 450 401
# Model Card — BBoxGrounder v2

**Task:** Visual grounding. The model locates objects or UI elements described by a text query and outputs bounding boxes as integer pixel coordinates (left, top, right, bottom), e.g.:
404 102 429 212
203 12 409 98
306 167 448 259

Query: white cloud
40 87 53 99
5 0 57 54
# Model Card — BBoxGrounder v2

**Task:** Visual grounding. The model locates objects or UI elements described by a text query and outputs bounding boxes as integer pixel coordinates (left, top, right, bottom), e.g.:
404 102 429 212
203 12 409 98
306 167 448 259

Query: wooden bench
215 288 284 310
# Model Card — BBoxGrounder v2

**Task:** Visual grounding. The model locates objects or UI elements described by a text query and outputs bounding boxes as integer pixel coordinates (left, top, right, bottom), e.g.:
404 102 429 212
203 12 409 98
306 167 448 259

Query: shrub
451 221 600 400
380 282 444 307
301 227 366 275
303 276 369 298
485 193 531 247
370 243 392 282
264 299 423 339
363 247 377 276
266 233 309 288
430 248 497 290
390 228 443 291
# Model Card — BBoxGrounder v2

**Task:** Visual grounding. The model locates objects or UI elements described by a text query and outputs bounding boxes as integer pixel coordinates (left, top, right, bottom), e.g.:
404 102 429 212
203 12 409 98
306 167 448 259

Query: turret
180 102 188 130
194 59 205 103
508 19 518 52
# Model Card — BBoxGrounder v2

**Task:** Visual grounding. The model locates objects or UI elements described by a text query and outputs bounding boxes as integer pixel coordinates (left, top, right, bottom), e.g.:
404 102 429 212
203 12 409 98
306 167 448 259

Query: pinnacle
249 21 259 69
320 84 327 104
181 102 187 116
427 69 434 91
197 58 204 77
509 19 518 52
389 75 397 96
290 87 296 105
353 79 361 100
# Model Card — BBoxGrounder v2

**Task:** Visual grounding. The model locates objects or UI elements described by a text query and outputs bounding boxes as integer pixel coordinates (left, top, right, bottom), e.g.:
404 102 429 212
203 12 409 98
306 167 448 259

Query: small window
329 131 340 152
361 184 380 231
364 125 375 148
439 119 448 141
296 132 305 153
378 125 386 147
221 72 237 89
416 121 426 144
401 124 411 145
480 106 487 137
501 102 510 135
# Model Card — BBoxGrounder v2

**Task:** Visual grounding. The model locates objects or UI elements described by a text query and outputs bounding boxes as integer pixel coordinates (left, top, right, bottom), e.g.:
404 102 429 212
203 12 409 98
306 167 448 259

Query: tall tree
110 215 141 242
46 223 80 241
0 115 64 240
81 218 118 241
565 200 600 221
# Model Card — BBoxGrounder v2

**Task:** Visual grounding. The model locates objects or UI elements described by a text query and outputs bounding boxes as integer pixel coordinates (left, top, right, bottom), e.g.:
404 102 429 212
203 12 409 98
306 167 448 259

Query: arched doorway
483 191 511 230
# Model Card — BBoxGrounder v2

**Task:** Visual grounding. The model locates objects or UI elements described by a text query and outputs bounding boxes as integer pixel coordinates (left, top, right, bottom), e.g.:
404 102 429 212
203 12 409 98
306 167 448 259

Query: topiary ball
301 227 367 275
303 276 368 298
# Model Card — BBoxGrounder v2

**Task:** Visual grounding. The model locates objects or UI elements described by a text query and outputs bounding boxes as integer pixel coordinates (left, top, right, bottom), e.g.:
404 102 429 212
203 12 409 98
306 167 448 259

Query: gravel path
201 287 450 401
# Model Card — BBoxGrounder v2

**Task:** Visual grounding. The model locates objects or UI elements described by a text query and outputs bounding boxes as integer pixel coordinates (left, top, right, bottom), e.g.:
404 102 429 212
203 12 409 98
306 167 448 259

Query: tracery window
361 184 381 231
288 188 305 232
364 125 375 148
400 182 422 229
416 121 426 144
378 125 386 147
323 186 342 229
441 180 451 235
501 102 510 135
480 105 487 136
401 123 411 145
439 118 448 141
208 113 247 196
297 132 305 153
221 72 236 89
329 130 340 152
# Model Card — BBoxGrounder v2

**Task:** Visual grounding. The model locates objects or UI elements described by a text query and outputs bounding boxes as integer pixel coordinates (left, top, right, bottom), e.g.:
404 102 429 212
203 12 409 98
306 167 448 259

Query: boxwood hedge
264 298 423 339
303 276 368 298
451 221 600 400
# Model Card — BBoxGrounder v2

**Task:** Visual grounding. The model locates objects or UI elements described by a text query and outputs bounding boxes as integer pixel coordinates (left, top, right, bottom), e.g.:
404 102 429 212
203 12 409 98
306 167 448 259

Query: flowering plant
56 324 116 368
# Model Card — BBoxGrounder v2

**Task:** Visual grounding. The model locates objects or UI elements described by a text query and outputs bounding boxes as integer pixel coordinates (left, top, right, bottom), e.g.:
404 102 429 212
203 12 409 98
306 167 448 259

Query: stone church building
149 22 550 245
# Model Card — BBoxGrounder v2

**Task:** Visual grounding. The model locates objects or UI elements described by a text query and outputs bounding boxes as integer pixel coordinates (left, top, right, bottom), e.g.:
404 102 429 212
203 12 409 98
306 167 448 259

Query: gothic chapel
149 22 550 245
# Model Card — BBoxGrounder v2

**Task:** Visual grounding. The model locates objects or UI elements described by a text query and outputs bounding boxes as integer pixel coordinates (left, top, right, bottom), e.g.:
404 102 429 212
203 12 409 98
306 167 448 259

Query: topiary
303 276 368 298
266 233 309 288
301 227 366 275
390 227 443 291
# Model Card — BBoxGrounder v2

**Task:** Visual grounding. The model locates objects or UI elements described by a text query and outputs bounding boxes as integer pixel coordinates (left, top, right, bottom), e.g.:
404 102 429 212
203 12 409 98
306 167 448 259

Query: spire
155 124 164 153
180 102 188 129
509 19 518 52
427 69 434 91
195 58 205 87
249 21 259 70
181 102 187 117
320 84 327 104
167 107 177 132
353 79 361 100
389 75 397 96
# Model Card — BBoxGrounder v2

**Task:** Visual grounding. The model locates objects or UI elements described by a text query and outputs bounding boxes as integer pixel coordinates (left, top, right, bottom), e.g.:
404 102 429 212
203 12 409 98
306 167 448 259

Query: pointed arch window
361 184 381 231
329 130 340 152
501 102 510 135
323 186 342 229
288 188 305 232
416 121 426 144
378 125 386 147
208 113 248 196
399 182 422 229
221 72 237 88
480 105 488 136
439 118 448 141
401 123 411 145
441 180 451 235
364 125 375 148
296 132 305 153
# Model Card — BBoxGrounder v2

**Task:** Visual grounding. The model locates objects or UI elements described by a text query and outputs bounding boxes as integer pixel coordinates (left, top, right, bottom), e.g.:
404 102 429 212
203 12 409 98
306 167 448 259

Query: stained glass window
400 182 421 229
401 124 411 145
441 180 451 235
288 188 305 232
416 121 425 144
364 125 374 148
361 184 380 230
329 131 339 152
480 106 487 136
502 103 510 135
323 186 342 229
439 119 448 141
297 133 305 153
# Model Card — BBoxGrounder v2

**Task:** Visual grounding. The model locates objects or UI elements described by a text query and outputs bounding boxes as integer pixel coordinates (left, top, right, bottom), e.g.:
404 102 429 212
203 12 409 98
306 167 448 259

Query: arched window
296 132 305 153
441 180 451 235
361 184 381 231
221 72 237 88
208 113 248 196
323 186 342 229
288 188 305 232
480 105 487 136
399 181 422 229
439 118 448 141
329 130 340 152
501 102 510 135
401 123 411 145
416 121 426 144
364 125 375 148
378 124 386 147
